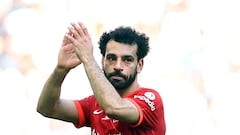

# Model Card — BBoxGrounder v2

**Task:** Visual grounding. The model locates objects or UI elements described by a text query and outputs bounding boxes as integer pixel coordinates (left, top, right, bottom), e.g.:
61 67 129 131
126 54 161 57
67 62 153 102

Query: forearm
83 58 122 111
37 67 69 115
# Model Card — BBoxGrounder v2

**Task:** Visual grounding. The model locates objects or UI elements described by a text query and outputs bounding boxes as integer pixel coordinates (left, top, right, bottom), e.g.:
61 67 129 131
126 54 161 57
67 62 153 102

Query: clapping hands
57 22 94 70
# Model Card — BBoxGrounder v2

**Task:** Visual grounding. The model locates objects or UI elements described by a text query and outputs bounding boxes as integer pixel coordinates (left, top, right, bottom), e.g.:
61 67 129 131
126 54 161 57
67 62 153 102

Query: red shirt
73 87 166 135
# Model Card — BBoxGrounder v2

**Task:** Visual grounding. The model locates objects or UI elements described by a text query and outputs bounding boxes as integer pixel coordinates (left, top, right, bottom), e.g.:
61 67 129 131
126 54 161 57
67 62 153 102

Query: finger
68 26 80 39
62 31 72 45
64 32 76 45
67 31 73 37
78 22 89 36
62 32 68 45
71 22 84 37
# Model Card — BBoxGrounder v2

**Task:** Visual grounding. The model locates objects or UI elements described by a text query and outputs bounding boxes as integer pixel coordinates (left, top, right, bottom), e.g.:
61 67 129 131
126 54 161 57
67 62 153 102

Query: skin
37 22 144 126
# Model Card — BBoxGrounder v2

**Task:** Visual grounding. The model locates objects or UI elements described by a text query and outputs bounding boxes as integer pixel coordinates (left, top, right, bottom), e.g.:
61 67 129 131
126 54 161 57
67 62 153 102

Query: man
37 22 166 135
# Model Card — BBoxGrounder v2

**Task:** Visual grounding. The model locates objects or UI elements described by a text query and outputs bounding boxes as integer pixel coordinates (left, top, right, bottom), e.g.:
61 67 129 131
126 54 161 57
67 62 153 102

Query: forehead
106 40 137 57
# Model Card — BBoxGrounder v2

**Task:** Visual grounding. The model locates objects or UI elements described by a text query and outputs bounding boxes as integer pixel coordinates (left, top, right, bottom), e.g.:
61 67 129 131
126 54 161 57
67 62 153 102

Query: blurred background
1 0 240 135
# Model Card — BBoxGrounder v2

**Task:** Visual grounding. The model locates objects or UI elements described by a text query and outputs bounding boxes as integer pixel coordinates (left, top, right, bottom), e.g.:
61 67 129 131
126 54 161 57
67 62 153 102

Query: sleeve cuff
127 98 143 127
73 100 86 128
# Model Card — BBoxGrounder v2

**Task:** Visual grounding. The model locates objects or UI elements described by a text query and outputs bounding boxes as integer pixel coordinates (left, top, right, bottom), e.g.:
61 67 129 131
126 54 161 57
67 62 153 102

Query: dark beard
104 69 137 91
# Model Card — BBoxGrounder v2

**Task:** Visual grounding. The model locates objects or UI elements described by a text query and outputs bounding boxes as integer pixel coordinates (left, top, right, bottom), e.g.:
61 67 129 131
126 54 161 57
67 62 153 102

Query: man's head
98 26 150 90
99 26 149 61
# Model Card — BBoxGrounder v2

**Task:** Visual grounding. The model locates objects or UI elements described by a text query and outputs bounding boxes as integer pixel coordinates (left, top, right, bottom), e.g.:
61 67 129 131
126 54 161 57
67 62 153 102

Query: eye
106 54 116 61
123 56 134 63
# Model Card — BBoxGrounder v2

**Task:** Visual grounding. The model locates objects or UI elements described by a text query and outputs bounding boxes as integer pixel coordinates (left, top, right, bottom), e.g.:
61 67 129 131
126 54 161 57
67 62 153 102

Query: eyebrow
106 53 134 58
123 55 134 59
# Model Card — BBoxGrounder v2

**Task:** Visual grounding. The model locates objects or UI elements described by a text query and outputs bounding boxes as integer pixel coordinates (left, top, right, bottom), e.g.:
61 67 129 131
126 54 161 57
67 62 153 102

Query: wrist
81 55 95 65
55 66 70 74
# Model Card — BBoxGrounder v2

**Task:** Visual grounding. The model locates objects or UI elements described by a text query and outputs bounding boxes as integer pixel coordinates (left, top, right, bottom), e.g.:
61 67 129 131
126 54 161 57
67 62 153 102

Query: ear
137 58 144 73
101 56 104 66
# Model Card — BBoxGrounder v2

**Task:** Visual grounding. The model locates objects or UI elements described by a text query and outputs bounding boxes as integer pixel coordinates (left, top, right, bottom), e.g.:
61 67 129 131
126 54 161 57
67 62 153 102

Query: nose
114 59 123 71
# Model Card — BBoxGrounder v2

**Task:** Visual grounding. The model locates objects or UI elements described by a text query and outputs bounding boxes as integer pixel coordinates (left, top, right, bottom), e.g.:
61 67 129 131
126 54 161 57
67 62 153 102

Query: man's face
102 40 141 91
104 68 138 91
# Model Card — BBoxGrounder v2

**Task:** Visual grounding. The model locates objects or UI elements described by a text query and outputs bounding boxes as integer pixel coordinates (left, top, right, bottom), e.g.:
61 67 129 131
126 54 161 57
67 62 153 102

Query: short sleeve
73 95 94 128
126 88 165 129
73 100 85 128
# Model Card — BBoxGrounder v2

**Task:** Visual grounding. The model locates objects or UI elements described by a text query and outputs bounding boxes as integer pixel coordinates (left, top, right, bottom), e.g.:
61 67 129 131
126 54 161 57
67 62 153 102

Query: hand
65 22 94 64
57 31 82 70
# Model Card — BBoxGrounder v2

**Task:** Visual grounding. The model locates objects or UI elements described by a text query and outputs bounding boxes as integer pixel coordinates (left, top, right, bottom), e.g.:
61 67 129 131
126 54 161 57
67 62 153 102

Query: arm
84 59 140 123
36 32 82 125
66 22 140 124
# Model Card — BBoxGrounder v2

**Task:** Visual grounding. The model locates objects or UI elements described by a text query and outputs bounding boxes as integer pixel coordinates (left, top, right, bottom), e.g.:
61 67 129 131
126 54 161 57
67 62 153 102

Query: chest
90 105 124 134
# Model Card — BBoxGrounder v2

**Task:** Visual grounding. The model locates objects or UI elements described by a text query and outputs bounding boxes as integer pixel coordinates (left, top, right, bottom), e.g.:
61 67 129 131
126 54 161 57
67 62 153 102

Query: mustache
108 71 127 79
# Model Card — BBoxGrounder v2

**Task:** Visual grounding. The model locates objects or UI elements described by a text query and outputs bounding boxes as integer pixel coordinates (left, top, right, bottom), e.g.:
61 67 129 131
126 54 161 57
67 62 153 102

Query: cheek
102 64 112 73
127 65 138 74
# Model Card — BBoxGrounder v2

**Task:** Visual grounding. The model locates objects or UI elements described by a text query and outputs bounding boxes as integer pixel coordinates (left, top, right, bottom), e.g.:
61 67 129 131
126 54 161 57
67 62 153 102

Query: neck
118 81 140 97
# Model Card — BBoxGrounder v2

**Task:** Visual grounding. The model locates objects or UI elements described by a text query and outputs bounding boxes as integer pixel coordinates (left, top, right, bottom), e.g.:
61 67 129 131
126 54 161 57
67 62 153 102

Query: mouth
111 75 124 80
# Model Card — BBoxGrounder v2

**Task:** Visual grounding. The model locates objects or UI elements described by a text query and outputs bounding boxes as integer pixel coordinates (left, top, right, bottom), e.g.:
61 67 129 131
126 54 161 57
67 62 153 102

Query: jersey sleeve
73 95 94 128
126 88 165 129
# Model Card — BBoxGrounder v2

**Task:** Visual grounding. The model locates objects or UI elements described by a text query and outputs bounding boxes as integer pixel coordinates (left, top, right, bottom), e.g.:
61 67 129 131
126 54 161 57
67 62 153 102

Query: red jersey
73 87 166 135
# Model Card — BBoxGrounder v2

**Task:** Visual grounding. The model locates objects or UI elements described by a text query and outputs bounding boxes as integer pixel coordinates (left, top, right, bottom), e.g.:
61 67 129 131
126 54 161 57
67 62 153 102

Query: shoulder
131 87 162 100
127 87 164 111
76 95 97 105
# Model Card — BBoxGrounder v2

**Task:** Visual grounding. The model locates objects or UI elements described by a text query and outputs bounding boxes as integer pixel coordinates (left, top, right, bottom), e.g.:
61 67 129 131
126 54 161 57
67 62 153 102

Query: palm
58 37 81 69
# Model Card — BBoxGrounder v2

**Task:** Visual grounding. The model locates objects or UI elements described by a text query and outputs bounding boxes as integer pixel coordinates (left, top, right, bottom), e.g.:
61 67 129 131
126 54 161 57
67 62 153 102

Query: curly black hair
98 26 150 61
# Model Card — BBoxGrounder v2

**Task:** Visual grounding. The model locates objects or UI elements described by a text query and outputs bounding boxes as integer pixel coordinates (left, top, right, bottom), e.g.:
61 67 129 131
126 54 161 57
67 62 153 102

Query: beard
104 69 137 91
